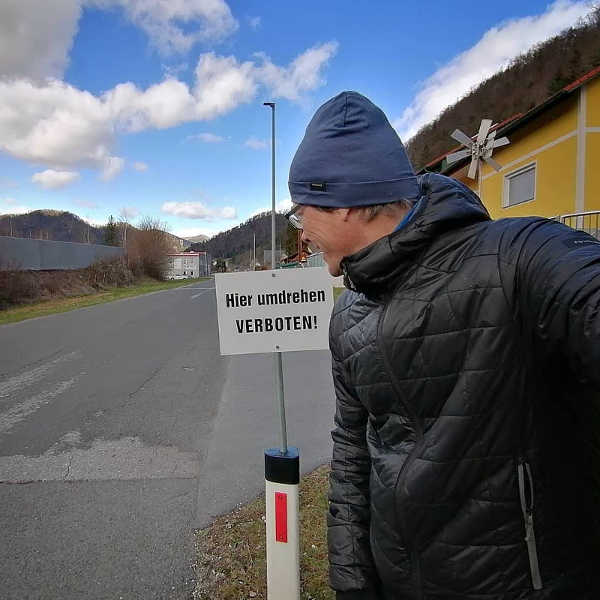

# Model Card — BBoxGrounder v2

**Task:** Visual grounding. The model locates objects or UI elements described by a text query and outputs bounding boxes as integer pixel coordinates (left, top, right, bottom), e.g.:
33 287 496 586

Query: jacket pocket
517 461 543 590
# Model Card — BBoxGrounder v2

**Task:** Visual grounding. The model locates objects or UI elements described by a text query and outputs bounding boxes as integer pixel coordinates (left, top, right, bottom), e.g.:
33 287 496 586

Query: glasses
285 204 304 230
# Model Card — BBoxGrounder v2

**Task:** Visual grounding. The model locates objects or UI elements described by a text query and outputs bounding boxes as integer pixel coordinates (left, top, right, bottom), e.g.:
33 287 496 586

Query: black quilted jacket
327 173 600 600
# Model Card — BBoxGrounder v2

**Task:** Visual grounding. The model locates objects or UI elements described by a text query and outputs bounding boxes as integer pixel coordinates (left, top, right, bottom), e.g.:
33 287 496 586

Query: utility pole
253 232 256 271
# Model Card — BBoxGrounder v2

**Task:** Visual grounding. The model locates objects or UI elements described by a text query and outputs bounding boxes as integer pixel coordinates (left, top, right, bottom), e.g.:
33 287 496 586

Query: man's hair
354 199 413 222
314 199 412 222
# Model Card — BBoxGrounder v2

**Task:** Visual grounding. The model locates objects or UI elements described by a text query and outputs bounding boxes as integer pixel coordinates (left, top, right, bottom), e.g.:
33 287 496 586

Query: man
287 91 600 599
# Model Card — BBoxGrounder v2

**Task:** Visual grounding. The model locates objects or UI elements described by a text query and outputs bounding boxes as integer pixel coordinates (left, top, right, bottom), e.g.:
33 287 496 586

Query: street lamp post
263 101 288 455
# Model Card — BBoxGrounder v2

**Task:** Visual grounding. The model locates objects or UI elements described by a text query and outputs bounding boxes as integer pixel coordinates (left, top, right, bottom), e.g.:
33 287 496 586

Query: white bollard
265 447 300 600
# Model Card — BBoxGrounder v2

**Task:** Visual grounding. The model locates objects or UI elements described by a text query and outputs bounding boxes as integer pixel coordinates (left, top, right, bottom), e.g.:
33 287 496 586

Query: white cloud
245 137 268 150
394 1 594 141
277 198 292 212
133 161 149 171
0 79 115 169
0 197 29 215
32 169 80 189
172 226 218 239
186 132 224 143
255 42 339 101
192 52 258 119
101 156 125 181
88 0 238 55
0 0 81 80
0 44 337 175
0 0 237 81
248 16 261 30
120 206 139 220
83 215 107 227
162 201 237 220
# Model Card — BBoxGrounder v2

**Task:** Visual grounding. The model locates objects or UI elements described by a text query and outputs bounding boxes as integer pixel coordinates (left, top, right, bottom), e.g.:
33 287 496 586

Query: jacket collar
340 173 491 296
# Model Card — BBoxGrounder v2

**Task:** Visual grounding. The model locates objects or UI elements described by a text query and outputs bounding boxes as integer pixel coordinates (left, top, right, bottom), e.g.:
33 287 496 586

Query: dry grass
0 277 207 325
193 464 333 600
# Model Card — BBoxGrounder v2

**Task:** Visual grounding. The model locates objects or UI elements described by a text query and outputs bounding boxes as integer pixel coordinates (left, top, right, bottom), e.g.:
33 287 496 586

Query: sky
0 0 596 239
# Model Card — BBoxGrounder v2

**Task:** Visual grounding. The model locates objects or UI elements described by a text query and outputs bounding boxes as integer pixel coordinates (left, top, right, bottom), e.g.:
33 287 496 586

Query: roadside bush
126 217 171 280
0 257 134 310
85 256 133 289
0 269 41 308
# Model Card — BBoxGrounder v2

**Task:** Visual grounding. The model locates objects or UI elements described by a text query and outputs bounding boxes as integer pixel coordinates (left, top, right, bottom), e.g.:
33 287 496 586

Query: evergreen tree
104 215 119 246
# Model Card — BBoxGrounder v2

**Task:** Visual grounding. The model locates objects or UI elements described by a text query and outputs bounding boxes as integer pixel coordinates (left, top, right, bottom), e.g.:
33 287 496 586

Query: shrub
85 256 133 289
126 217 171 280
0 269 41 308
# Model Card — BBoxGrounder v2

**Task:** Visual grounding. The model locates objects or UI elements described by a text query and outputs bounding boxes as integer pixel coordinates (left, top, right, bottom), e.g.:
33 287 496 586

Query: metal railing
306 251 325 267
557 211 600 240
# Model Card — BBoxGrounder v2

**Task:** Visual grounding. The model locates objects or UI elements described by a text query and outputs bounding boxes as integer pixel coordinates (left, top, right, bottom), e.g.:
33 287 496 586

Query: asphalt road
0 279 335 599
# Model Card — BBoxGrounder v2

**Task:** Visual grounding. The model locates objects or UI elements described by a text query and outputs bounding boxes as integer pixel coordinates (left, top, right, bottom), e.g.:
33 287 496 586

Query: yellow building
422 66 600 233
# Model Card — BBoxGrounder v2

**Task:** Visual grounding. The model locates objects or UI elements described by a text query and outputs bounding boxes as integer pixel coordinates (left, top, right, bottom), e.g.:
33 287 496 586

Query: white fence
557 211 600 239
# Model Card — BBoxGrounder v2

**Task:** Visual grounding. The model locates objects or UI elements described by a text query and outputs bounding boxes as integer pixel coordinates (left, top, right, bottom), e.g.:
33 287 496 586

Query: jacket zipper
517 461 543 590
376 298 424 598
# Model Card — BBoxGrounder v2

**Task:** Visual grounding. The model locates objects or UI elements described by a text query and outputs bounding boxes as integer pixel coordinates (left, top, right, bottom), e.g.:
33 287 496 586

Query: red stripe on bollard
275 492 288 542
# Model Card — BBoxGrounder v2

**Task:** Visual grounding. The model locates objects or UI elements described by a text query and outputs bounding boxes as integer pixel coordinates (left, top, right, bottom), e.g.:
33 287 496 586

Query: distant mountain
406 7 600 170
186 234 209 243
191 211 296 267
0 210 108 244
162 231 195 252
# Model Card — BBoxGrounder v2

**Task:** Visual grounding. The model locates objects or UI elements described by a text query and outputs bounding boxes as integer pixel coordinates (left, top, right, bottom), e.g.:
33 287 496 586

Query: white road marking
0 351 81 401
190 289 214 299
0 436 199 483
0 378 78 435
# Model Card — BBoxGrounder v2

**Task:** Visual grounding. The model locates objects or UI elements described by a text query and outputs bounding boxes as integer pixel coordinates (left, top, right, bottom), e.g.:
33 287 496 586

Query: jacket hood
340 173 491 295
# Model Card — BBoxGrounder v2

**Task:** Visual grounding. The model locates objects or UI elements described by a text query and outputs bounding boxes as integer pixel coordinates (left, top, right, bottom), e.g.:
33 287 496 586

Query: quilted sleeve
515 219 600 387
327 342 380 598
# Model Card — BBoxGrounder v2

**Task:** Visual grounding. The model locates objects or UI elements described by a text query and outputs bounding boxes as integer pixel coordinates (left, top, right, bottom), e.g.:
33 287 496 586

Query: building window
504 163 536 207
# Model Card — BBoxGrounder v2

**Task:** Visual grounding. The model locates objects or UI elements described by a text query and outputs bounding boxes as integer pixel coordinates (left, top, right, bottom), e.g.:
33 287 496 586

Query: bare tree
118 208 130 249
127 217 171 280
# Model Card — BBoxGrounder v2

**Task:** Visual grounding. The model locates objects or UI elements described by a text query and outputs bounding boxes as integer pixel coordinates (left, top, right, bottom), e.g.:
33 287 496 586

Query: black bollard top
264 447 300 484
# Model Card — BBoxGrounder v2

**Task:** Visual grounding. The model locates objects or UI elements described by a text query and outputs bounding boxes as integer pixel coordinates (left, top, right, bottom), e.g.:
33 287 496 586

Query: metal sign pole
264 101 288 455
263 100 299 600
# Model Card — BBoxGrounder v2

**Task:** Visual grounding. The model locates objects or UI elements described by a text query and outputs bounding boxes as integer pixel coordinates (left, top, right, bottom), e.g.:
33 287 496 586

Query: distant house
422 66 600 235
166 251 210 278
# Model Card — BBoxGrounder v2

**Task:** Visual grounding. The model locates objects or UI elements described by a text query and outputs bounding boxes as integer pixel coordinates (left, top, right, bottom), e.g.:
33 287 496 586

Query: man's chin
325 258 342 277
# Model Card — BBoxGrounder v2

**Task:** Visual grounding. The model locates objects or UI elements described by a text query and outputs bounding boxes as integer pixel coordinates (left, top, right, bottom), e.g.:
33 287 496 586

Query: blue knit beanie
288 91 419 207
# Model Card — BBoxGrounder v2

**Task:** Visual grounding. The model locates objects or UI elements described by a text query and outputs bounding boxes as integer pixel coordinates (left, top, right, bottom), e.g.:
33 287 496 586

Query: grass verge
0 277 209 325
194 464 333 600
333 286 345 302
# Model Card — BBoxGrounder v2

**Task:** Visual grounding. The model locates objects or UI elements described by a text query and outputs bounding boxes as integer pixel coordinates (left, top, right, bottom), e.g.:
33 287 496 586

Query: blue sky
0 0 595 239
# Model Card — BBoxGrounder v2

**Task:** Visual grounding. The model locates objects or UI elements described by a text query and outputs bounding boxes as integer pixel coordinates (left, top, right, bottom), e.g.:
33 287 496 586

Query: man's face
298 205 360 276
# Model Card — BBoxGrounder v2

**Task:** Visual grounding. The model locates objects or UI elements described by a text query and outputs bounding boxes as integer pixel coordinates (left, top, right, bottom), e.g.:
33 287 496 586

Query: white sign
215 268 334 355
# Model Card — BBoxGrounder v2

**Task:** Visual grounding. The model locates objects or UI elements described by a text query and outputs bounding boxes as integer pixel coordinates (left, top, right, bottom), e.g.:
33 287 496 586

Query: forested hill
406 7 600 170
191 211 293 266
0 210 193 252
0 210 106 243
